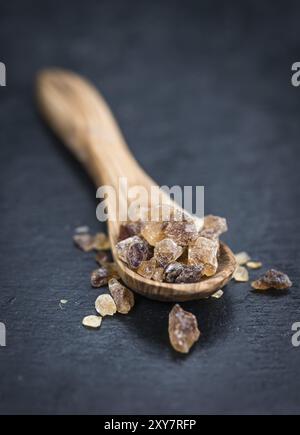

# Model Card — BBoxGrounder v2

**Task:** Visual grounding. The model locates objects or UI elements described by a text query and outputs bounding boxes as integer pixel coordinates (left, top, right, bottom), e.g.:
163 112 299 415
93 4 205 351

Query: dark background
1 0 300 415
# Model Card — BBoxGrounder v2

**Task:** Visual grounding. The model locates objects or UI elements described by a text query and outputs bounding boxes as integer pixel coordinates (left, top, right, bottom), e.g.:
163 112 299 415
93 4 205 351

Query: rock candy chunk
118 222 142 241
199 215 228 240
211 289 224 299
137 258 157 279
251 269 292 290
92 233 111 250
188 236 219 276
73 233 94 252
246 261 262 269
90 267 109 288
164 262 184 283
141 222 165 246
116 236 151 269
165 262 203 283
115 236 140 263
235 251 250 265
154 238 183 267
108 278 135 314
82 315 102 329
95 251 110 265
95 294 117 316
168 304 200 353
175 264 203 283
126 239 152 269
74 232 110 251
233 266 249 282
164 220 198 246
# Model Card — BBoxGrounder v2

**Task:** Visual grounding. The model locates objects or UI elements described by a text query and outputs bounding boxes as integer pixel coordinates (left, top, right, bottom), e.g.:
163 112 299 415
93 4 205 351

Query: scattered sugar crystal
108 278 135 314
82 315 102 329
90 267 109 288
95 294 117 316
251 269 292 290
233 266 249 282
246 261 262 270
73 233 94 252
75 225 90 234
199 215 227 240
168 304 200 353
95 251 110 266
211 289 224 299
235 252 251 265
92 233 110 250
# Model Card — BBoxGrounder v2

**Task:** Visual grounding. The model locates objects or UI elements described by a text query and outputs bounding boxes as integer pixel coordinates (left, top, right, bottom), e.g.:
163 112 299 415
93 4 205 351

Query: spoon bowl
36 69 236 301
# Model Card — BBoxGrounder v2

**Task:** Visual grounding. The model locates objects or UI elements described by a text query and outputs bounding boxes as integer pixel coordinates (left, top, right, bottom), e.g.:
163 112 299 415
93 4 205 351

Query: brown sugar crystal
137 258 157 279
73 233 94 252
168 304 200 353
154 238 183 267
90 267 109 288
82 315 102 329
199 215 228 240
188 236 219 276
164 220 198 246
141 222 165 246
95 294 117 316
175 264 204 283
118 222 143 241
164 262 203 283
251 269 292 291
108 278 135 314
116 236 151 269
233 265 249 282
92 232 110 250
164 262 184 283
95 251 110 266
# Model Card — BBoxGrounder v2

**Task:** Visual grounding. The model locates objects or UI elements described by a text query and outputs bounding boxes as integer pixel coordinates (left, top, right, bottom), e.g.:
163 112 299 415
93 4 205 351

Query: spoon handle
36 69 152 189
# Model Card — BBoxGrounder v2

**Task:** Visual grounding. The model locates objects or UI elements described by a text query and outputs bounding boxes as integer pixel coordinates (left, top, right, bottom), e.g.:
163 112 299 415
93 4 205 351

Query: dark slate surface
0 0 300 415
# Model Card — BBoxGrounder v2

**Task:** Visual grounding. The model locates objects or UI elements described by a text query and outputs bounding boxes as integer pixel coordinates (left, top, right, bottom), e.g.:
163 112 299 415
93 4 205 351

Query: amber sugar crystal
168 304 200 353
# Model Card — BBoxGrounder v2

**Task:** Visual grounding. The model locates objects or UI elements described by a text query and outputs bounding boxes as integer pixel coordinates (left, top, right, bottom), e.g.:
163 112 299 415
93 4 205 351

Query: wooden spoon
36 69 236 301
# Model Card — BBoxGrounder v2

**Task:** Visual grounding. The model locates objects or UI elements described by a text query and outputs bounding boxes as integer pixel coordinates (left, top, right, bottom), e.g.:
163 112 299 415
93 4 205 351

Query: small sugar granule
82 315 102 329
